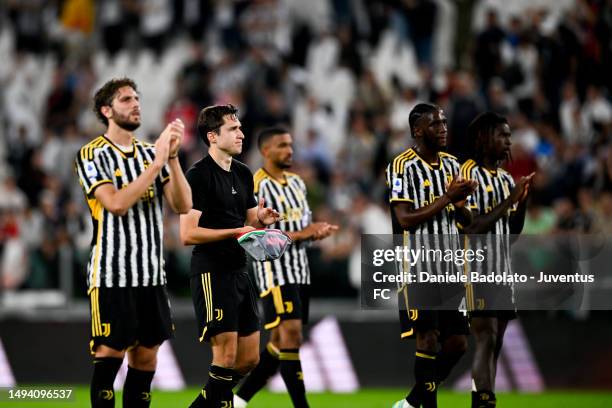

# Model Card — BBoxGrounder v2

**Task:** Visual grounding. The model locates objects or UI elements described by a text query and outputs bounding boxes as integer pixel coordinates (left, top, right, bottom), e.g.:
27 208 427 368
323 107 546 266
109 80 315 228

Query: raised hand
154 124 172 167
304 222 339 240
257 197 281 226
446 176 478 204
512 172 535 203
168 118 184 158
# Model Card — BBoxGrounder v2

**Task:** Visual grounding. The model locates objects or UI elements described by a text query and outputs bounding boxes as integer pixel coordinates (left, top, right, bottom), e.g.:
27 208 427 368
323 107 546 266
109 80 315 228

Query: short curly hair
93 78 138 126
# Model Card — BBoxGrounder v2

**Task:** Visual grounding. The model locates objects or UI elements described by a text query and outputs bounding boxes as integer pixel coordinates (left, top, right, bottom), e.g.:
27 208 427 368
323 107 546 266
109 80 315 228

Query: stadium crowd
0 0 610 298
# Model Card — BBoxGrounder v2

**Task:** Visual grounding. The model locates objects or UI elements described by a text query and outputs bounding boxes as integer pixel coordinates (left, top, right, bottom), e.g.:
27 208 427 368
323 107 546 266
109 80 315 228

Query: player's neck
414 144 439 164
209 146 233 171
263 163 285 181
106 123 134 147
482 157 499 171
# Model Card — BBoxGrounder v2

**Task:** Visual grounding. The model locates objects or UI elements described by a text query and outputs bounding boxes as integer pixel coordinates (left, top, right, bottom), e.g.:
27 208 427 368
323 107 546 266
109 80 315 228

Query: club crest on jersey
392 177 402 193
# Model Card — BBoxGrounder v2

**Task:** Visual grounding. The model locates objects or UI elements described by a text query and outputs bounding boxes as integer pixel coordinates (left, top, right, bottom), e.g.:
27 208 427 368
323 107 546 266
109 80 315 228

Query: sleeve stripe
461 160 475 180
253 170 267 194
392 150 414 174
389 198 414 203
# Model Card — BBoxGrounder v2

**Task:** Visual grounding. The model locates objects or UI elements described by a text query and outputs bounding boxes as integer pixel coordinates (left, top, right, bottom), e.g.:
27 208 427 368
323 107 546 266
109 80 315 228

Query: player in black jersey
75 78 192 408
180 105 280 408
387 103 477 408
461 112 534 408
234 127 337 408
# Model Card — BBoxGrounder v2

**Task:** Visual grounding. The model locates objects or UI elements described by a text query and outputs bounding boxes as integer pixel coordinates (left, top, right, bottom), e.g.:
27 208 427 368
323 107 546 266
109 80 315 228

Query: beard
277 160 292 169
112 110 140 131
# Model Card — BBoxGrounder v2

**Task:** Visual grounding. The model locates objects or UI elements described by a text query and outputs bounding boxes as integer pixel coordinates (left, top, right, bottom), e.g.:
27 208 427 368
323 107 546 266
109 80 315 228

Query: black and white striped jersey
386 148 462 235
386 148 463 278
461 159 516 275
75 135 170 291
251 169 311 294
461 159 516 234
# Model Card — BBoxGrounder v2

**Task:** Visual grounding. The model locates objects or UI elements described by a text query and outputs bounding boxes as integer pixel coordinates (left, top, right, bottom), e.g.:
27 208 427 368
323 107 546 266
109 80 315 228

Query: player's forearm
463 197 514 234
394 195 452 229
455 206 473 228
102 162 164 216
286 230 307 241
509 200 527 235
165 158 192 214
181 227 242 245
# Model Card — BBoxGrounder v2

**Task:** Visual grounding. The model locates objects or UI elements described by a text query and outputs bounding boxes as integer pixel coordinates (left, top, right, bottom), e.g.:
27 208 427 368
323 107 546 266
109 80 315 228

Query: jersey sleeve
75 148 113 198
504 172 518 212
386 160 415 203
160 163 170 185
460 160 480 212
186 166 207 212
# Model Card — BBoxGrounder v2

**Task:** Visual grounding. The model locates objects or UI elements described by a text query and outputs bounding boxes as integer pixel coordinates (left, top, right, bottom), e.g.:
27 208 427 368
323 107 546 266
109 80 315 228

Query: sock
189 388 209 408
413 350 437 408
190 365 235 408
123 366 155 408
436 351 464 385
279 348 309 408
236 343 280 402
90 357 122 408
472 390 496 408
232 372 245 390
207 365 235 407
405 383 422 407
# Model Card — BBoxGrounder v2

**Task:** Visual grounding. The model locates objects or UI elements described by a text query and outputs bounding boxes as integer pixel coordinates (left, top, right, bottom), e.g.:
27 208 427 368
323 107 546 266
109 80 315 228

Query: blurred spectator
474 9 506 90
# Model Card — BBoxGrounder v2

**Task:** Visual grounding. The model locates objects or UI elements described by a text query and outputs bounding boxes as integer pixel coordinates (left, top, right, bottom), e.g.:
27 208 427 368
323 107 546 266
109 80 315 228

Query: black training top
186 155 257 272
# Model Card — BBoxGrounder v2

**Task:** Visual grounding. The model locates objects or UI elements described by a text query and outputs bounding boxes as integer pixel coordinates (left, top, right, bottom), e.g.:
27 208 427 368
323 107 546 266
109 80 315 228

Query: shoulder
135 138 155 152
253 168 269 193
499 168 514 183
77 136 107 162
440 152 460 168
390 148 416 173
460 158 478 178
285 171 304 184
232 159 255 182
286 171 307 190
232 159 252 174
186 158 208 180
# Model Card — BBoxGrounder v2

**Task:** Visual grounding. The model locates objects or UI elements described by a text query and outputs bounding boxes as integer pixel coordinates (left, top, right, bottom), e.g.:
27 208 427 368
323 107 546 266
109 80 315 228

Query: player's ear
101 105 112 120
207 131 216 145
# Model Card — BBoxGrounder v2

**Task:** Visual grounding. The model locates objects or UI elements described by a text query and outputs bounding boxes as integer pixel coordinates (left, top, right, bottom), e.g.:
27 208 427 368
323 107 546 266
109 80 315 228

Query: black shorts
261 284 310 330
88 286 174 354
190 265 260 342
398 286 469 340
467 281 517 321
399 309 470 340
